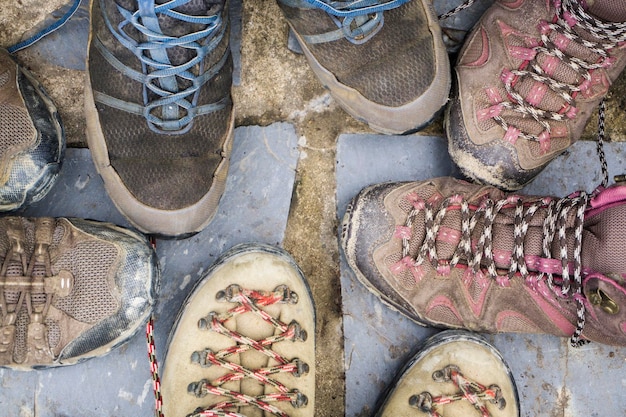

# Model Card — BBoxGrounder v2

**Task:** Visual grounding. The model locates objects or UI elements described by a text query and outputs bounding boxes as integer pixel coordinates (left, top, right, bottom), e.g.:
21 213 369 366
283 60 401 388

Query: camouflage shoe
85 0 234 237
342 176 626 347
0 49 64 211
446 0 626 190
0 216 158 370
375 330 519 417
159 244 315 417
277 0 450 134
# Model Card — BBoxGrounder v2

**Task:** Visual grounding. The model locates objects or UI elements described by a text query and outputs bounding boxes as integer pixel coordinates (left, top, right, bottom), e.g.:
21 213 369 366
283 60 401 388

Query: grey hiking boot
0 216 158 370
342 176 626 347
375 330 519 417
159 244 315 417
0 49 64 211
277 0 450 135
85 0 234 237
446 0 626 190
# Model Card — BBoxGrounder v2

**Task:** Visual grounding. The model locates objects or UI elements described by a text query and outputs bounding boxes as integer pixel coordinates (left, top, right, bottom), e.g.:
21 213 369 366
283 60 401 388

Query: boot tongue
582 185 626 276
585 0 626 23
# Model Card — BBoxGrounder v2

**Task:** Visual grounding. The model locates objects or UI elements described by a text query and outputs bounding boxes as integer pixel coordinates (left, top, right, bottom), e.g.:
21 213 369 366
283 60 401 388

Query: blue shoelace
285 0 411 44
94 0 229 134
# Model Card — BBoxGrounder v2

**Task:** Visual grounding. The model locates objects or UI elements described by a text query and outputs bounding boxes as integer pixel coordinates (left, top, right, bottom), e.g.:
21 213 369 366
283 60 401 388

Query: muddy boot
375 330 519 417
342 176 626 347
0 216 157 369
446 0 626 190
276 0 450 134
0 49 64 211
159 244 316 417
85 0 234 237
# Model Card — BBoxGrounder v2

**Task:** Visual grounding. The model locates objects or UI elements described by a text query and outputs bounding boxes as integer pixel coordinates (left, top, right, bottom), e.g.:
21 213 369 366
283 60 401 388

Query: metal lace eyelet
588 288 619 315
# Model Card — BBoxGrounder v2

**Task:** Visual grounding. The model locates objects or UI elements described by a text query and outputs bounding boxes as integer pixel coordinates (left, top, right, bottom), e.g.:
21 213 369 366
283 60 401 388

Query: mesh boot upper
87 0 233 227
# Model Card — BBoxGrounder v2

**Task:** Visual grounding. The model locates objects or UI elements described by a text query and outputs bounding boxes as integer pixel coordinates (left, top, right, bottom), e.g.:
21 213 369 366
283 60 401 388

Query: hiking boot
375 330 519 417
446 0 626 190
160 243 315 417
0 216 158 370
85 0 234 237
277 0 450 135
0 48 64 211
341 176 626 347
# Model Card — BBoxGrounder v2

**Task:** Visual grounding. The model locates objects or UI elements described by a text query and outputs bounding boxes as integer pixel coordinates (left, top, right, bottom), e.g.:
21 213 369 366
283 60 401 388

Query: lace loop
0 218 72 364
291 0 409 44
409 365 505 416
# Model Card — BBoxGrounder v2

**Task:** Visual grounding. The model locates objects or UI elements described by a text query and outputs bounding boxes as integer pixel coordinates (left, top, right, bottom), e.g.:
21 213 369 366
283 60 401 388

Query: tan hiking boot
0 216 157 369
160 244 315 417
342 176 626 346
446 0 626 190
375 330 519 417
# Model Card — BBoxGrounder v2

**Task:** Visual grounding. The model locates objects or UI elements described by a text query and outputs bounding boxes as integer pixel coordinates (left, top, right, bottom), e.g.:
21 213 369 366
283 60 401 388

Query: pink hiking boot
342 176 626 347
446 0 626 190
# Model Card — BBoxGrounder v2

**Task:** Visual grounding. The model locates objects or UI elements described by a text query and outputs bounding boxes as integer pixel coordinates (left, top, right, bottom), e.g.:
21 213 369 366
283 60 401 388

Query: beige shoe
160 244 316 417
0 216 157 369
375 330 519 417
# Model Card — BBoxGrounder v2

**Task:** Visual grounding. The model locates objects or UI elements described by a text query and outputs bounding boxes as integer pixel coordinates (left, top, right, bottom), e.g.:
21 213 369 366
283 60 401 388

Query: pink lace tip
506 195 521 204
538 20 551 35
391 256 414 274
602 57 616 68
565 105 578 119
476 104 503 122
450 194 464 205
510 45 537 61
538 130 551 154
579 78 591 93
500 69 516 85
410 264 425 283
562 11 577 27
526 82 548 106
428 194 443 205
406 192 425 210
485 87 503 105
